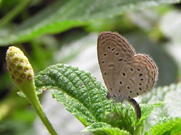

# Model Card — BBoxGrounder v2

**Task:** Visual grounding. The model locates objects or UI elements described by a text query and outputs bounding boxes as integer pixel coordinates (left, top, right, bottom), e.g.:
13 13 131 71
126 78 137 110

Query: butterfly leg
127 98 141 120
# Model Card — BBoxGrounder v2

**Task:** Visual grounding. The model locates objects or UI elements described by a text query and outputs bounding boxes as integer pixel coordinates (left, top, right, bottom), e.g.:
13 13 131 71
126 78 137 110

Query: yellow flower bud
6 46 58 135
6 46 35 98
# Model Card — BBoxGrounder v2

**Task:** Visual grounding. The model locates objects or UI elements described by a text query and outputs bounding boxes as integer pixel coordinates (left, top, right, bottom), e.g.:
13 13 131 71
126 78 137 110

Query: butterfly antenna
127 99 141 120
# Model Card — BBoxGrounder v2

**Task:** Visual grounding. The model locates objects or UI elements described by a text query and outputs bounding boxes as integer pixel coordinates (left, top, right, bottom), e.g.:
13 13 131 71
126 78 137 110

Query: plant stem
28 94 58 135
6 46 58 135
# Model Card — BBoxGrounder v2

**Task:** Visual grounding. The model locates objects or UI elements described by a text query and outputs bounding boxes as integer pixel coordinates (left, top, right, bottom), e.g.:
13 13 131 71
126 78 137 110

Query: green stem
28 94 58 135
0 0 31 29
6 46 58 134
22 81 58 135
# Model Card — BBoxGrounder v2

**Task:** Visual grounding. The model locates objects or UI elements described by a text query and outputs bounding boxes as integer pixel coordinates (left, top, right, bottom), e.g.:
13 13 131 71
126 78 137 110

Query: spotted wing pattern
97 31 158 102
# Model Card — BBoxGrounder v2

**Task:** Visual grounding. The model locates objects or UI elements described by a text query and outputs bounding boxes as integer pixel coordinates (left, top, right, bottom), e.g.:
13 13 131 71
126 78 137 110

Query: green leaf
131 103 162 134
51 90 96 126
140 103 162 122
35 64 110 123
144 131 150 135
83 122 130 135
102 104 137 134
151 117 181 135
0 0 31 29
0 0 180 45
141 83 181 118
34 63 162 134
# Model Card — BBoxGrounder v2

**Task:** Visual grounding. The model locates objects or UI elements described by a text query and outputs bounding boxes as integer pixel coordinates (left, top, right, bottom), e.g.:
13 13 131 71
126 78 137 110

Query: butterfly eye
106 93 111 99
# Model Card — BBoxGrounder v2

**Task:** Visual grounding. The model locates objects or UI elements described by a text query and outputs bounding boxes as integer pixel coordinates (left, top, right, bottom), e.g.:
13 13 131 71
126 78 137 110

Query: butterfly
97 31 158 118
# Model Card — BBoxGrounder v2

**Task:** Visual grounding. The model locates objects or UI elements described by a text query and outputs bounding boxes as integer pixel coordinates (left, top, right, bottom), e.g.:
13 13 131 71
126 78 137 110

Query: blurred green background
0 0 181 134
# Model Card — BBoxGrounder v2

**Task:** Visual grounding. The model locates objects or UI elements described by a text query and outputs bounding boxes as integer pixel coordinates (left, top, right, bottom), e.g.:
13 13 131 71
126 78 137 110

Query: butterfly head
106 92 111 99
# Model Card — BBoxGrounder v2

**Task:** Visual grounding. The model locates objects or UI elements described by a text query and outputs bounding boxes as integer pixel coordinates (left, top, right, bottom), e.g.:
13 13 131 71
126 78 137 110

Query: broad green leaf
34 63 162 134
0 0 180 45
35 64 110 122
171 124 181 135
141 83 181 118
151 117 181 135
103 104 136 134
140 103 162 122
140 83 181 133
51 90 96 126
0 0 31 29
128 103 162 135
83 122 130 135
102 103 161 134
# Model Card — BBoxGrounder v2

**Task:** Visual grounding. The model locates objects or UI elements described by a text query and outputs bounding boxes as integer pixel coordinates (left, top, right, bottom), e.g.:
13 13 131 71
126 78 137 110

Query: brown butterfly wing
115 54 158 101
97 31 136 101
